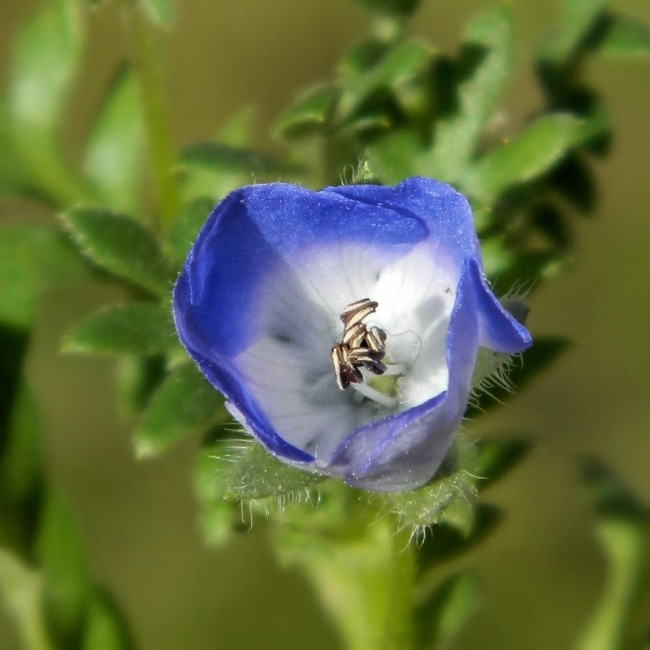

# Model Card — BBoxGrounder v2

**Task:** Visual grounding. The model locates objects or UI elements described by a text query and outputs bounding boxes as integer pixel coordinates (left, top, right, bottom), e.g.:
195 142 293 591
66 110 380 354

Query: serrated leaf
85 67 145 214
578 459 650 650
36 490 90 647
467 113 588 201
198 438 324 502
178 142 288 175
60 207 173 296
0 225 86 329
134 363 225 458
596 15 650 57
472 439 532 492
168 198 214 266
467 336 571 416
425 5 514 182
417 570 480 647
141 0 173 26
63 303 177 356
274 85 338 139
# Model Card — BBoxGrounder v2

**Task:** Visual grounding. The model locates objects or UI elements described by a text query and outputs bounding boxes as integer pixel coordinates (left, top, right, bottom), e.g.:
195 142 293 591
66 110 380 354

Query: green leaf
468 336 571 416
168 198 214 266
62 303 177 356
596 15 650 57
0 224 86 329
141 0 173 26
578 459 650 650
467 113 588 201
417 571 480 647
0 549 55 650
274 85 338 139
336 40 434 123
425 5 514 182
472 439 532 492
83 588 134 650
178 142 288 175
559 0 609 57
37 490 90 648
59 207 173 296
198 438 324 502
85 67 145 214
134 363 225 458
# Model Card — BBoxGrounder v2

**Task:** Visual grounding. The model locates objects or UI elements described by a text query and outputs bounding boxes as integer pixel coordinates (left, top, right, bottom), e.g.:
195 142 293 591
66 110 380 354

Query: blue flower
173 177 532 492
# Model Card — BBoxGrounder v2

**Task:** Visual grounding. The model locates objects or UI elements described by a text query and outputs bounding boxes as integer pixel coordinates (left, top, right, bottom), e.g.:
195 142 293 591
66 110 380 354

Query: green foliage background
0 0 649 649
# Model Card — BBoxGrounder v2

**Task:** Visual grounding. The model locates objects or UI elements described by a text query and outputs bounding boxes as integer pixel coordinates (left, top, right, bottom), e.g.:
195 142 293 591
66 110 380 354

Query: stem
124 0 179 233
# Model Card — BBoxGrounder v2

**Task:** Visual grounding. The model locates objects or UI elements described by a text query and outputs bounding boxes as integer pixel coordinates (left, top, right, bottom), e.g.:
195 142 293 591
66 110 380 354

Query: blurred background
1 0 649 648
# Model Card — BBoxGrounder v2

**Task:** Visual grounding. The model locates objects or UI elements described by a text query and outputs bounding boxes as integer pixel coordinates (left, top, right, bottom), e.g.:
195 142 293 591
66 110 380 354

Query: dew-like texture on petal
173 178 532 491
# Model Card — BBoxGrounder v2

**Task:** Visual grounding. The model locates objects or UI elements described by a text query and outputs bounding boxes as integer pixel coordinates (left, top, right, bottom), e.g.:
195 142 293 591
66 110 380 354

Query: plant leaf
472 439 532 492
467 113 588 201
134 363 225 458
141 0 173 27
59 207 173 296
85 67 145 215
596 15 650 57
83 588 134 650
62 303 177 356
274 85 338 139
168 198 214 266
178 142 288 175
425 5 514 182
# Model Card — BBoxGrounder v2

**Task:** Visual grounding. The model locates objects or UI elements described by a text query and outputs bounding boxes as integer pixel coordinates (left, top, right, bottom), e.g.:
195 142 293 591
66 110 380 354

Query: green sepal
386 468 477 531
425 5 514 182
274 85 338 139
467 113 591 202
36 489 91 649
472 439 532 492
197 438 325 502
416 570 480 648
59 207 173 297
62 303 177 356
84 66 145 215
178 142 290 175
133 363 225 458
467 336 571 416
578 459 650 650
595 15 650 58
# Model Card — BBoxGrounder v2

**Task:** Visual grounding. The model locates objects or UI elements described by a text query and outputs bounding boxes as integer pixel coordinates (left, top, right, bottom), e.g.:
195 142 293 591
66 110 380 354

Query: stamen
351 382 398 409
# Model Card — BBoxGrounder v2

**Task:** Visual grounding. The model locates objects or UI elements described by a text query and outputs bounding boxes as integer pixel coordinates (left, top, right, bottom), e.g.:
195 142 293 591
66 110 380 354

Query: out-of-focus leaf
596 15 650 57
472 439 532 492
178 142 288 175
467 336 571 416
0 549 54 650
578 459 650 650
83 588 134 650
337 40 434 122
417 504 503 569
198 438 324 502
60 207 173 296
368 129 421 183
425 5 514 181
559 0 609 55
0 225 86 329
352 0 420 17
62 304 177 356
116 355 166 416
547 152 596 213
168 198 214 266
417 570 480 647
467 113 588 201
141 0 173 26
274 85 338 139
134 363 225 458
85 67 145 215
36 490 90 648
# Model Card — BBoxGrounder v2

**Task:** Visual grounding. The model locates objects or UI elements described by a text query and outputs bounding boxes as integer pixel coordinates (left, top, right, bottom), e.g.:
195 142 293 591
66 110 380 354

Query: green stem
125 0 179 233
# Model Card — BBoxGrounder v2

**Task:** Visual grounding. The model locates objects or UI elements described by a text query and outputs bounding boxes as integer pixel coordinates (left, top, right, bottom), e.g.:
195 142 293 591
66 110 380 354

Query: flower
173 177 532 492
